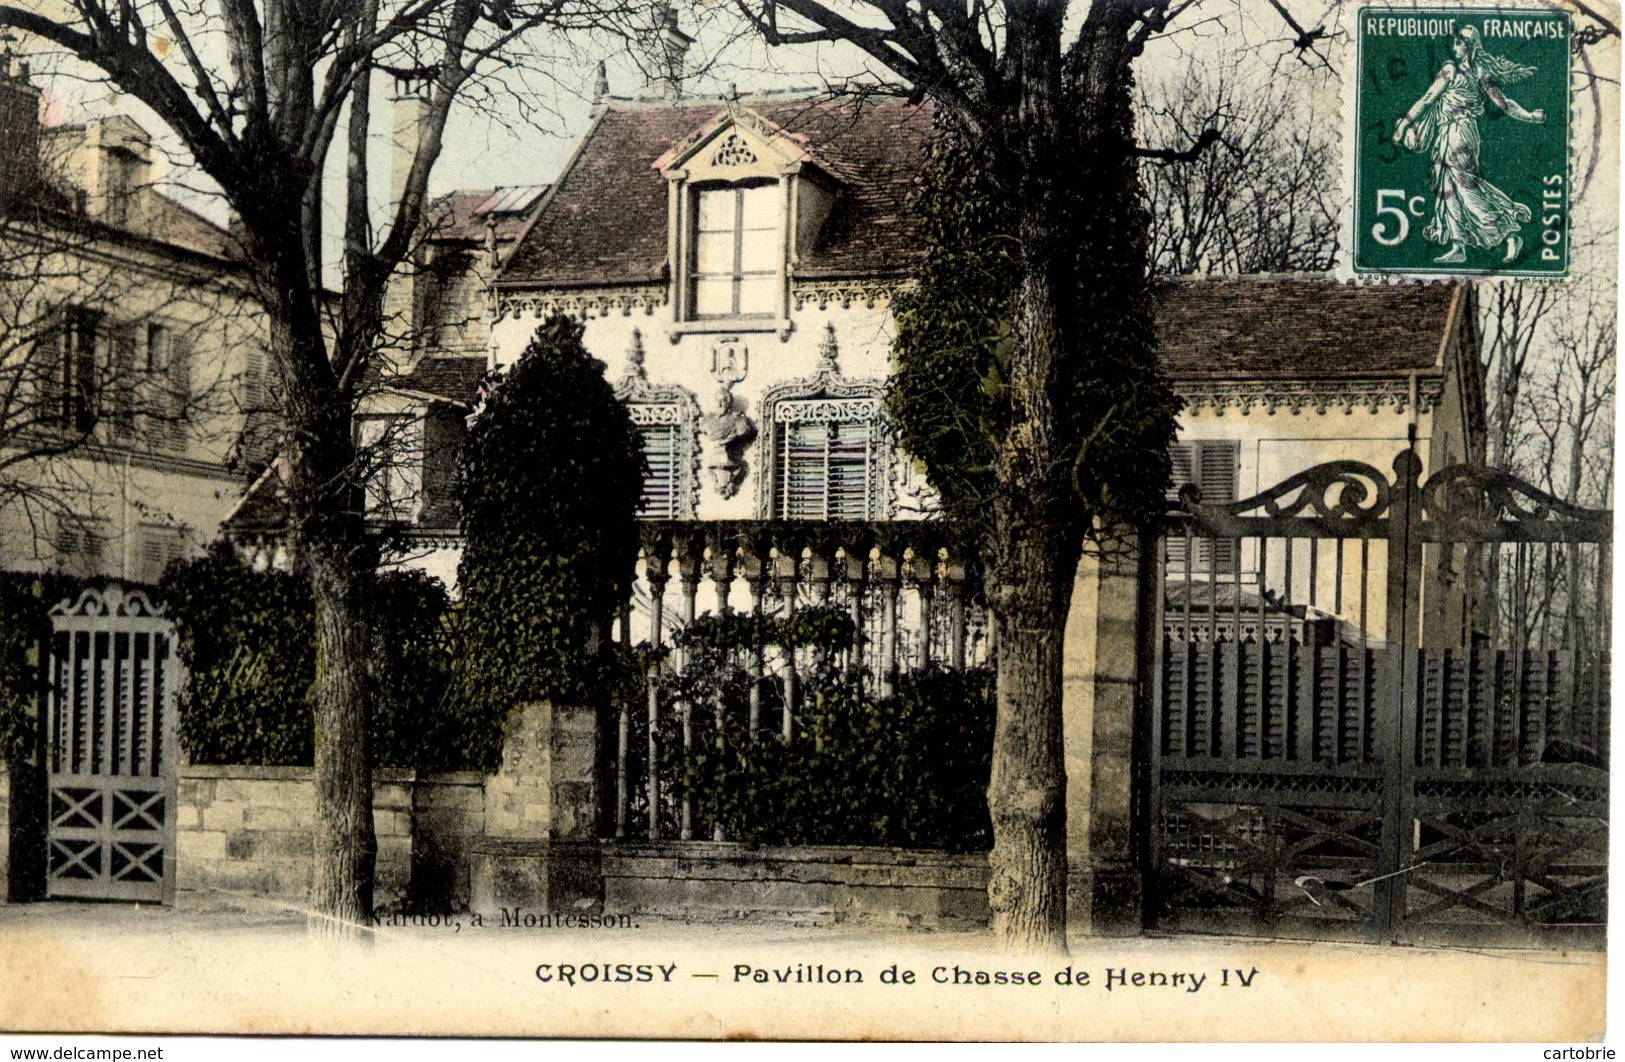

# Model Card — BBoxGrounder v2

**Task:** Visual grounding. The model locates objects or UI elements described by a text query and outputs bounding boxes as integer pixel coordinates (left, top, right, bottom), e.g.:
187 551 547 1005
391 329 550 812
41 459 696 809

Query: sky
11 1 1620 333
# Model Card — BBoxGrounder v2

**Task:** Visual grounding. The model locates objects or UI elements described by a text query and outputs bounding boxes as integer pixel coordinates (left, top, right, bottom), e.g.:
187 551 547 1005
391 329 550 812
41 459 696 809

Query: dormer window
657 112 839 339
691 182 781 319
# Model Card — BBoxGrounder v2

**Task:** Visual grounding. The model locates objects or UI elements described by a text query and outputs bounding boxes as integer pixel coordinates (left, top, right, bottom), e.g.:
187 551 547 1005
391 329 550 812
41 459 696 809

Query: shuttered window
773 402 882 520
636 420 683 519
54 517 106 578
107 326 138 440
136 526 186 584
142 323 190 453
43 307 103 433
1167 440 1239 573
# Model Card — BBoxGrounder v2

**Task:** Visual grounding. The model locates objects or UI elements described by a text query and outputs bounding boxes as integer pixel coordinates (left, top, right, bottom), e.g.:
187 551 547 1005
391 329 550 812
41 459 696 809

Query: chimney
391 78 431 208
0 46 42 205
652 3 693 99
83 116 152 229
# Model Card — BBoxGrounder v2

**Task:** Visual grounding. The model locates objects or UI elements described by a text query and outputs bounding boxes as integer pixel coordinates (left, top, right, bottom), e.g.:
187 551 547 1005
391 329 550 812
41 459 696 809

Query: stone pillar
1061 539 1146 935
470 700 603 915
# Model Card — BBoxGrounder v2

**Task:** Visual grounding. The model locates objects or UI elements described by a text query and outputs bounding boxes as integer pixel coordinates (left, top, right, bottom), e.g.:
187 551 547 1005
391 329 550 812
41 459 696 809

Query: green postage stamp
1352 6 1571 277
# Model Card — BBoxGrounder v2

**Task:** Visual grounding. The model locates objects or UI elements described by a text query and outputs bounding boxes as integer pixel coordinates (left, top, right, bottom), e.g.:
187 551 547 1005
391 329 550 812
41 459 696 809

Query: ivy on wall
161 545 461 770
0 573 84 761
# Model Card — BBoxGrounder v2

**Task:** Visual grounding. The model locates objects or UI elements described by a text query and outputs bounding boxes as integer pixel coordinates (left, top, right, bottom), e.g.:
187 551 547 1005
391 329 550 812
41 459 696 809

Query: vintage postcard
0 0 1615 1044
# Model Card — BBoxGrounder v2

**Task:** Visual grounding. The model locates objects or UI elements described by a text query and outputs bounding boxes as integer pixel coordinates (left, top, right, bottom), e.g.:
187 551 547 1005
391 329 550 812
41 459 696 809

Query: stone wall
176 765 485 911
602 844 988 928
161 702 996 929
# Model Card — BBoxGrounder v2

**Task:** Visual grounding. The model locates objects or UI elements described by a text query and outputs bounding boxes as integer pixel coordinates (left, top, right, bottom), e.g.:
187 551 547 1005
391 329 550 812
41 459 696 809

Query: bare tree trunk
260 227 378 924
309 539 376 922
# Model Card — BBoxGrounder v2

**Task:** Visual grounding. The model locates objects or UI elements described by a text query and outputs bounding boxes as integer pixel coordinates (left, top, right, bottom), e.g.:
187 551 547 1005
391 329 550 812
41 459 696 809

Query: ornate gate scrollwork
44 586 180 903
1146 451 1609 944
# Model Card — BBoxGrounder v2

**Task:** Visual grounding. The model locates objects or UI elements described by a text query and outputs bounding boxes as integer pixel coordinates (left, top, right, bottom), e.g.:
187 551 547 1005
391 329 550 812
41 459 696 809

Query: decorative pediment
710 133 758 167
652 108 840 184
754 324 890 518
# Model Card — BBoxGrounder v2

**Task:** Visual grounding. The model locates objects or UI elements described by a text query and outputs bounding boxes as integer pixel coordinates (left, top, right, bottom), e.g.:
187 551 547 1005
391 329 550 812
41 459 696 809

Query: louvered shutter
779 420 833 518
637 421 681 519
826 420 873 519
244 344 271 412
1166 441 1238 574
33 316 64 426
137 527 185 584
69 309 100 433
163 333 192 453
108 327 137 440
1198 442 1238 572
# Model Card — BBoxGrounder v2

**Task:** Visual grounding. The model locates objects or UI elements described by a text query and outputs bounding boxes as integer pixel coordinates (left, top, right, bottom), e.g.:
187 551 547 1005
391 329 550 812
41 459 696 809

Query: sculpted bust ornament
700 384 755 498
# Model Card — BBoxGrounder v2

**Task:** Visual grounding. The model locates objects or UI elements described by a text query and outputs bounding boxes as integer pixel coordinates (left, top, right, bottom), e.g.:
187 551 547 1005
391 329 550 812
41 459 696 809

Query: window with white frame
1167 440 1239 573
689 182 782 320
772 398 886 520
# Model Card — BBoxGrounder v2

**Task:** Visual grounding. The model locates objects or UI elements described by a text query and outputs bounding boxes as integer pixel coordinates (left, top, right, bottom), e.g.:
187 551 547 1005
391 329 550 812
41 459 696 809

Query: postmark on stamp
1351 6 1571 277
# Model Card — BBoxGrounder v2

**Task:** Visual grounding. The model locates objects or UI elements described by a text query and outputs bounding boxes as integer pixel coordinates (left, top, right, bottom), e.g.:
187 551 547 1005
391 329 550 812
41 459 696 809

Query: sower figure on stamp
1393 25 1546 264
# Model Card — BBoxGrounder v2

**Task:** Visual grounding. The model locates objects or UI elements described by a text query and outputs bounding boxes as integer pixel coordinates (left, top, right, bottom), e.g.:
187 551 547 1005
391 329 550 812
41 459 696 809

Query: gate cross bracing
1143 452 1610 944
44 586 180 903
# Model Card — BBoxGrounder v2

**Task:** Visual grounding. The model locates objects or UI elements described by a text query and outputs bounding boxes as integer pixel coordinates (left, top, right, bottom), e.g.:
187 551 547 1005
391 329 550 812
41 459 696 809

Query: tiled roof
428 185 547 244
501 95 933 288
222 459 289 533
19 177 240 261
1159 278 1461 378
150 194 238 259
384 355 489 404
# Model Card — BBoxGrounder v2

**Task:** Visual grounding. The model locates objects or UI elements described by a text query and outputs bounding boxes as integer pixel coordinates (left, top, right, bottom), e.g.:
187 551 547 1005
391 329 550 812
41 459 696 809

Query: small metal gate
44 586 179 903
1144 452 1610 944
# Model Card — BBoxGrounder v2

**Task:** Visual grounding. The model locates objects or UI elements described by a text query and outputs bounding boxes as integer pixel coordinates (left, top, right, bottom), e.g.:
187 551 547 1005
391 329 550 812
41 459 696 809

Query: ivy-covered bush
161 544 459 769
449 315 645 768
619 608 995 852
0 572 89 761
161 544 316 765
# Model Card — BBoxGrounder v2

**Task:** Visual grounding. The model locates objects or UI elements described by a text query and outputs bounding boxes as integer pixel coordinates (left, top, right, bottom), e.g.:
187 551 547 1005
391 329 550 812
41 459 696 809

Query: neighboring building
0 58 270 583
226 175 546 580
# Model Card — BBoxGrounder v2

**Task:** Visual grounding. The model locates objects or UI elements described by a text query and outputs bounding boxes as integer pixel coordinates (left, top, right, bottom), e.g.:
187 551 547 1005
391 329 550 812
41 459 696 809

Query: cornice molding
496 276 915 321
495 285 668 321
1176 378 1445 417
789 277 912 311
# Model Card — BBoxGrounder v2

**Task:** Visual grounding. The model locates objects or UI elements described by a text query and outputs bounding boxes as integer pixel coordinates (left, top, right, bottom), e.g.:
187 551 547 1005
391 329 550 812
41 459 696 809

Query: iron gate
1143 452 1609 944
44 586 179 902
